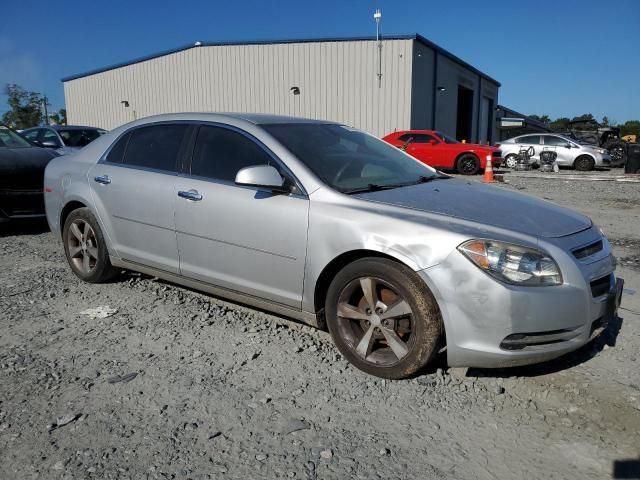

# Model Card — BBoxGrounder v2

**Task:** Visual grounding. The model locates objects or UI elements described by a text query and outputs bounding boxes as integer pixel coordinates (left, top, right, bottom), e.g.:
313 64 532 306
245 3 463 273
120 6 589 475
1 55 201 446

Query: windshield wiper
342 183 401 194
342 175 450 195
414 174 450 184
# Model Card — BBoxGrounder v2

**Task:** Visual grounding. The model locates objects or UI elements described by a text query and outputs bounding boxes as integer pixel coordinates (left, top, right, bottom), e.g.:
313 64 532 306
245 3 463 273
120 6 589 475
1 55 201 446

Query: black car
0 125 59 221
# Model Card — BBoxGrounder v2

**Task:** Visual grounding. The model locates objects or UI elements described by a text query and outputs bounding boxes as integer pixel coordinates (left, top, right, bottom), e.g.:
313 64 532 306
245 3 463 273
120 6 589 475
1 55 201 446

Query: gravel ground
1 169 639 479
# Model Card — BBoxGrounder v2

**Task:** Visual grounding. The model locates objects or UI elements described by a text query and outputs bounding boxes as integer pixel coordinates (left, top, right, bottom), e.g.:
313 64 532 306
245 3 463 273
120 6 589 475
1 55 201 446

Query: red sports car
382 130 502 175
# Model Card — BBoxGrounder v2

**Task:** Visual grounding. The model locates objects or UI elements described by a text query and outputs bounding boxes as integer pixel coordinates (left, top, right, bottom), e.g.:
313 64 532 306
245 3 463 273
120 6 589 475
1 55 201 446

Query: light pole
374 9 382 88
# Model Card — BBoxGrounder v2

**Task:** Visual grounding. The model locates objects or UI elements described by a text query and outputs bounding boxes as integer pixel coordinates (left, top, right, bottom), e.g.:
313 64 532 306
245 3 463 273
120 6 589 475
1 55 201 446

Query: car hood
0 147 58 189
354 179 591 238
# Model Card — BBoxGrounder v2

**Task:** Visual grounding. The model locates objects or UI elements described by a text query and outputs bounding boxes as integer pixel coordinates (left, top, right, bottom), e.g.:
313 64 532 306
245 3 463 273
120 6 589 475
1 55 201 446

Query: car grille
572 240 603 259
590 274 612 298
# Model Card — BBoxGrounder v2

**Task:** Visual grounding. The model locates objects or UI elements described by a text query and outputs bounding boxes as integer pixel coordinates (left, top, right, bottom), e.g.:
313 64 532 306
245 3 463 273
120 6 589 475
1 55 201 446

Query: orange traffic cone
483 155 494 183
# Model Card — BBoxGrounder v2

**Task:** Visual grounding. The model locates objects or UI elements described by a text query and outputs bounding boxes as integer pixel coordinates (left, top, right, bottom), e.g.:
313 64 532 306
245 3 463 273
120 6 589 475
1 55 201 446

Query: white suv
499 133 611 171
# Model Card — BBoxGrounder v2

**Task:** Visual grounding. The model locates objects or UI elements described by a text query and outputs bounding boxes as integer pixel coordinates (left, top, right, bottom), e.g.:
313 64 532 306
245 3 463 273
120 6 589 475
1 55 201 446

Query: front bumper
595 152 611 166
0 188 46 220
418 234 620 368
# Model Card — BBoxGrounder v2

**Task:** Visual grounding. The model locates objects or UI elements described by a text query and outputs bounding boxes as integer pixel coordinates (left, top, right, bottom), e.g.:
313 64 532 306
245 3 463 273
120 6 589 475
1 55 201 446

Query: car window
105 132 131 164
190 125 274 182
42 129 62 147
0 126 32 148
123 124 188 172
518 135 541 145
22 130 40 141
543 136 568 147
58 129 103 147
264 123 438 192
398 133 436 144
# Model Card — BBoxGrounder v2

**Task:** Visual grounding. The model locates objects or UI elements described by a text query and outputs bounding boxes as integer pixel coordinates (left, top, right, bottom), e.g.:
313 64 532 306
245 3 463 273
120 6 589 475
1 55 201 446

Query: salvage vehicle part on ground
44 113 623 379
0 124 59 221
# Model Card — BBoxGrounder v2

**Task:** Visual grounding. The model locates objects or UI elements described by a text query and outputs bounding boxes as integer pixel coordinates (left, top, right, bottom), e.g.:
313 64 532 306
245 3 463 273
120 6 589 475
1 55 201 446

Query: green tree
601 116 610 127
569 114 597 130
619 120 640 138
49 108 67 126
2 84 45 129
529 114 551 125
549 117 571 131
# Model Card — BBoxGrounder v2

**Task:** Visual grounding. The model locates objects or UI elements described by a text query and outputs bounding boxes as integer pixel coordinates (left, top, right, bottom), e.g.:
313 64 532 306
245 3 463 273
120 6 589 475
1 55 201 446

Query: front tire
456 153 480 175
325 258 442 379
574 155 595 171
504 154 518 169
63 208 118 283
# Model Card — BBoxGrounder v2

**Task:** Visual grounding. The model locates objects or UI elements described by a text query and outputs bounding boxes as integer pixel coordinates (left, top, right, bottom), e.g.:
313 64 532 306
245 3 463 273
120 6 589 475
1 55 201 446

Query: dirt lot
1 170 639 480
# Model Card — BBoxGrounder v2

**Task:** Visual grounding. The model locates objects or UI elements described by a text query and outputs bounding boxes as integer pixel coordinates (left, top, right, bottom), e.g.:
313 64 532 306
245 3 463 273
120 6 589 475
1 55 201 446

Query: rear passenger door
89 123 192 273
174 124 309 308
516 135 542 163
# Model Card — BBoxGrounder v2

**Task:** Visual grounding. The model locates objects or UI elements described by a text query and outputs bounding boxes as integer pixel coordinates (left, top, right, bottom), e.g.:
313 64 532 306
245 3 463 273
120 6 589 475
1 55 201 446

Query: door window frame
98 121 196 176
181 122 308 198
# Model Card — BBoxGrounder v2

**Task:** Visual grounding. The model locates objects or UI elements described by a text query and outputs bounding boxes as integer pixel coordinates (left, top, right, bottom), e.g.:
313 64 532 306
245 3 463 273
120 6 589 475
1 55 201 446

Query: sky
1 0 639 123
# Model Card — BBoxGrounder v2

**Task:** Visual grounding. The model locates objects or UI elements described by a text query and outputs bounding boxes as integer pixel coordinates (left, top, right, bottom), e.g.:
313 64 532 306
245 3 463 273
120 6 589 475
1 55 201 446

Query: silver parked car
44 114 623 379
499 133 611 171
21 125 107 156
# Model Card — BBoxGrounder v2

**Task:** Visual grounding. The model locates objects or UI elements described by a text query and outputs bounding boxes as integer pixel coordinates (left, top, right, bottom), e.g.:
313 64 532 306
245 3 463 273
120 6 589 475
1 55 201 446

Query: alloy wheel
67 219 99 274
335 276 415 366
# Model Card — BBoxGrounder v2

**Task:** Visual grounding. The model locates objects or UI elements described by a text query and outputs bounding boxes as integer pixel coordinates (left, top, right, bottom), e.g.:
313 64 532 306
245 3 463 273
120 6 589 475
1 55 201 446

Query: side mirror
235 165 288 193
40 140 60 149
564 144 572 149
428 139 437 145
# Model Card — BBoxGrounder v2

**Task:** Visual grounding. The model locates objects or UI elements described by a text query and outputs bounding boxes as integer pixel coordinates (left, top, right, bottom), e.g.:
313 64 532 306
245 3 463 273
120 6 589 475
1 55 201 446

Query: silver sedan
499 133 611 170
44 113 623 379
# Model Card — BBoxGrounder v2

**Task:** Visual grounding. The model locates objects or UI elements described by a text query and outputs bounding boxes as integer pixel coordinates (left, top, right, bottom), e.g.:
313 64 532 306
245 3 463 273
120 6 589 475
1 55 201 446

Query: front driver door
405 134 436 166
174 124 309 308
89 123 191 273
542 135 574 166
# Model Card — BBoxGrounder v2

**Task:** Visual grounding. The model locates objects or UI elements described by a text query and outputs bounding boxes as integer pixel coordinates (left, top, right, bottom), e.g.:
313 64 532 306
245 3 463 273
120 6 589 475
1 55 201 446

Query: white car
498 133 611 171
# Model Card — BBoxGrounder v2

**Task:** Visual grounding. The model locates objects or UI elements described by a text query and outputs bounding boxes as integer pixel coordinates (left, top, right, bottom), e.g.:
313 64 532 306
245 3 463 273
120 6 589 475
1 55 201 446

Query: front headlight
458 239 562 286
595 148 606 154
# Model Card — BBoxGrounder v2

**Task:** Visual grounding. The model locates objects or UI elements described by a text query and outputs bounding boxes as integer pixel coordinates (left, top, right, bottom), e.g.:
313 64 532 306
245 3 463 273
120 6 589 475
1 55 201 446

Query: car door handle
94 175 111 185
177 190 203 201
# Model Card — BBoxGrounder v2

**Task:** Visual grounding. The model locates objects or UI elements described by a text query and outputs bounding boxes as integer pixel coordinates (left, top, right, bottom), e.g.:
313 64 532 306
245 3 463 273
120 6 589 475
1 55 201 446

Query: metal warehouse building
62 34 500 142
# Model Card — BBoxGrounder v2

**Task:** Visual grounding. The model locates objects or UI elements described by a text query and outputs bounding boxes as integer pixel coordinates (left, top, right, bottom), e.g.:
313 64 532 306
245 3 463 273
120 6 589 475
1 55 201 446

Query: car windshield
263 123 441 192
0 126 32 148
434 131 459 144
57 128 104 147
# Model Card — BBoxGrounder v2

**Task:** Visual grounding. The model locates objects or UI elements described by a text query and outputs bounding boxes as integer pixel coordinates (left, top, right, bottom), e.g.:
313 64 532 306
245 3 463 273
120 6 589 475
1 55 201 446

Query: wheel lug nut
376 308 383 314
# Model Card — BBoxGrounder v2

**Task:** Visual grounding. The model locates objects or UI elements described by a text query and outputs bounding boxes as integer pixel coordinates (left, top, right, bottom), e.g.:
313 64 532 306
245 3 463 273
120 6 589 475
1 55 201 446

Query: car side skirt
110 256 319 328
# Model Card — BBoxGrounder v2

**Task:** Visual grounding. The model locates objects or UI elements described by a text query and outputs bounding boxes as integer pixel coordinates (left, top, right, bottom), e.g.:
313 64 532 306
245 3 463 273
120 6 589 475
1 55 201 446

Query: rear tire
63 208 118 283
574 155 595 171
504 154 518 169
456 153 480 175
325 258 442 379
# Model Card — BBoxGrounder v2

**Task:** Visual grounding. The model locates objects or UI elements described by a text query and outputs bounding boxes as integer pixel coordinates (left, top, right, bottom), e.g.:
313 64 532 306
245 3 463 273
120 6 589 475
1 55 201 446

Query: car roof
22 125 104 131
52 125 105 131
114 112 342 129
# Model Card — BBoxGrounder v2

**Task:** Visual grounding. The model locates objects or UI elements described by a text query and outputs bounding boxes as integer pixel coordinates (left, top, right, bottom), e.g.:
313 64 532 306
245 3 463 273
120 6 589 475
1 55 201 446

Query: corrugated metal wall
64 39 414 137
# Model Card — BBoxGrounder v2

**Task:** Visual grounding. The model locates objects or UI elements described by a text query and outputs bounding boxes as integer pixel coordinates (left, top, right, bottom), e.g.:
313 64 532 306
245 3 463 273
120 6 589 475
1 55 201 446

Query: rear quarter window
105 132 130 164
